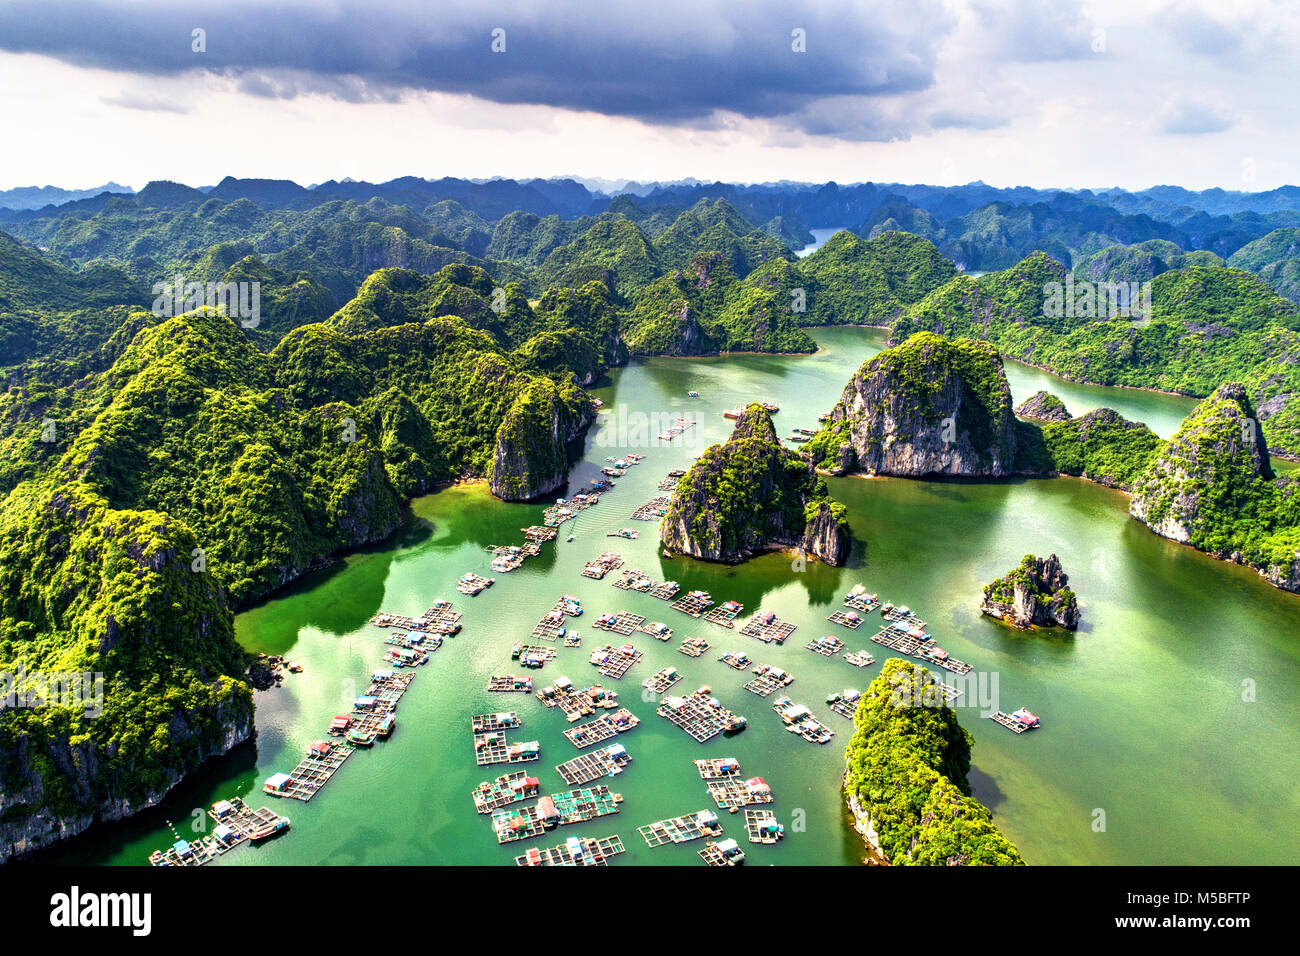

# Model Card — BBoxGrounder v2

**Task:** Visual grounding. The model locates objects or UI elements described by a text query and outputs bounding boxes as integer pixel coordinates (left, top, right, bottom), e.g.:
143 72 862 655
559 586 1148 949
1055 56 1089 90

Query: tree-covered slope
1227 228 1300 305
843 659 1024 865
1129 383 1300 589
893 254 1300 457
623 252 817 355
807 331 1018 477
790 230 958 326
0 294 600 858
660 404 849 564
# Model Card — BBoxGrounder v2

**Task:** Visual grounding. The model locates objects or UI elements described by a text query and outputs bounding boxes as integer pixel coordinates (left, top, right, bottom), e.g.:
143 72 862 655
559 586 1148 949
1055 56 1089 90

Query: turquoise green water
41 327 1300 866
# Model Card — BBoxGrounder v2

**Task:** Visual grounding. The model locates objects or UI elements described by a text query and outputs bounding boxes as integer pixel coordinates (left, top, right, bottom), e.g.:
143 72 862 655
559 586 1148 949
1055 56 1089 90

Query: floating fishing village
145 396 1043 868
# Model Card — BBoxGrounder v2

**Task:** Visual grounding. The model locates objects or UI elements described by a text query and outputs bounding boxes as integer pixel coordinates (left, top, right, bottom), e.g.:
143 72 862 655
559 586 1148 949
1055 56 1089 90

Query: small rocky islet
980 554 1081 630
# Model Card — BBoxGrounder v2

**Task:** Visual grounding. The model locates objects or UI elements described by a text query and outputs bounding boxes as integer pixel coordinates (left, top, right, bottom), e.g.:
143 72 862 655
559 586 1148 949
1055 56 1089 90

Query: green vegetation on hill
789 230 958 326
1130 383 1300 575
1228 228 1300 306
893 253 1300 456
843 659 1024 865
661 404 849 563
624 252 817 355
0 268 603 851
807 332 1017 477
1014 408 1165 489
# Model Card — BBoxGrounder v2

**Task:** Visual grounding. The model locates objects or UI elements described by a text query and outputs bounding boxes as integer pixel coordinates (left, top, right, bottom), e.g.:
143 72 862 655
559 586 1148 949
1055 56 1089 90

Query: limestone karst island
0 3 1292 932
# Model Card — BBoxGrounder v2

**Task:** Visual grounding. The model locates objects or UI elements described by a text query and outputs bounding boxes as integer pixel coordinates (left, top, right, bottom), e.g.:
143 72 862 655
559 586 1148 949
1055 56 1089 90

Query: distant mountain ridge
0 181 132 211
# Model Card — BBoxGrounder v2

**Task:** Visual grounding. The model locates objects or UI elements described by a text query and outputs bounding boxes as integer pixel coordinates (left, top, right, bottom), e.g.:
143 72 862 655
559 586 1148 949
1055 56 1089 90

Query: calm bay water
40 326 1300 866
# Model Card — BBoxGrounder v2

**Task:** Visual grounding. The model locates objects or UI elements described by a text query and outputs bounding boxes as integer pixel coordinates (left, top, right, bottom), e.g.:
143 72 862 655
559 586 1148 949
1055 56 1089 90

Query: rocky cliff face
980 553 1080 629
489 378 596 501
0 692 252 862
660 405 850 564
1015 390 1072 422
0 487 255 862
812 332 1018 478
1127 383 1300 594
1130 383 1272 543
802 501 851 566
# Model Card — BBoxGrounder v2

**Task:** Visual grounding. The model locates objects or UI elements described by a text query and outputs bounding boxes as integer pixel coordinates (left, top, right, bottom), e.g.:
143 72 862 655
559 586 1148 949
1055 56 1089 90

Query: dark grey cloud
0 0 957 137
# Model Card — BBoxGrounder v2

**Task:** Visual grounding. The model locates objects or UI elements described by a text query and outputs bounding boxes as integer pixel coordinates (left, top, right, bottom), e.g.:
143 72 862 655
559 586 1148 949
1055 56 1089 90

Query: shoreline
802 323 1300 462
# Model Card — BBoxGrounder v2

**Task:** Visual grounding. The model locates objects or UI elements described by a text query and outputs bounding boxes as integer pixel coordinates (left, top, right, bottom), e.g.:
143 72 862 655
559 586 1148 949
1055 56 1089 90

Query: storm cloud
0 0 961 135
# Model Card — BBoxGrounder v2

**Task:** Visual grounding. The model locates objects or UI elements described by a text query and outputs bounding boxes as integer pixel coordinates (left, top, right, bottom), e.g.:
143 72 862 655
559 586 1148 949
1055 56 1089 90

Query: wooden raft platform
563 709 639 749
556 745 632 785
636 620 674 641
678 637 710 658
638 809 723 847
826 691 861 719
513 644 558 667
649 580 681 601
457 573 495 596
538 680 620 721
870 623 973 675
582 553 624 579
487 675 534 693
699 839 746 866
472 771 539 813
882 605 927 628
707 777 773 809
843 586 881 613
740 613 797 645
805 635 844 657
472 712 521 733
269 743 353 801
844 650 875 668
515 835 625 866
743 666 793 697
212 798 291 842
702 602 743 629
695 757 742 779
745 809 784 844
588 643 643 679
989 711 1037 733
612 568 655 592
827 610 866 630
657 687 746 743
631 495 672 520
719 651 751 671
593 611 646 636
671 592 713 617
474 732 540 767
551 785 624 824
642 666 683 694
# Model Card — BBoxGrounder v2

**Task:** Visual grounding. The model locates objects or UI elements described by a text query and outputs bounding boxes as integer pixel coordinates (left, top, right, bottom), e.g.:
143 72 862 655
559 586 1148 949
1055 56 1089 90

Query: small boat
345 728 377 747
248 818 290 841
687 390 700 397
566 534 575 542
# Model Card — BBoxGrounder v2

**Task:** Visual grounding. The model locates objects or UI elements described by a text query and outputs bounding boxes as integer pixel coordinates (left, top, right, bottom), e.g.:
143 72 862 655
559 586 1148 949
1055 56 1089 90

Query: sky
0 0 1297 192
